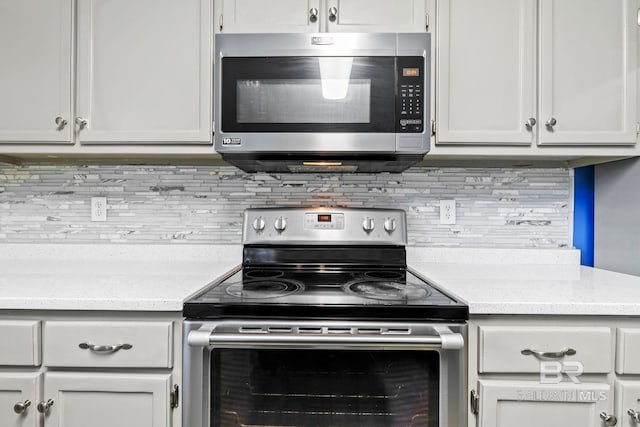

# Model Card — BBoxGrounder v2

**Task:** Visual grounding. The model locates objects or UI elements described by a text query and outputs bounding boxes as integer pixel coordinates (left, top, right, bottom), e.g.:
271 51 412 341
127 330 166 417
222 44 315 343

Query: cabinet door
44 372 171 427
436 0 536 145
0 373 40 427
538 0 637 145
0 0 72 143
478 380 612 427
76 0 211 144
215 0 321 33
617 380 640 427
326 0 428 33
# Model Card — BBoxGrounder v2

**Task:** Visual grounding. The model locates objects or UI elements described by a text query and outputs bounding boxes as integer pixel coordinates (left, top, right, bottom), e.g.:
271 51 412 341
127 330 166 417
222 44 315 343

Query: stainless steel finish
214 33 430 156
521 347 576 359
183 319 466 427
309 7 318 22
78 342 133 353
252 217 265 232
545 117 557 130
75 117 88 130
362 217 375 233
274 216 287 233
525 117 537 131
384 217 397 233
628 409 640 423
54 116 67 131
470 390 479 415
242 207 407 246
328 6 338 22
188 320 464 351
37 399 54 414
600 412 618 426
13 400 31 415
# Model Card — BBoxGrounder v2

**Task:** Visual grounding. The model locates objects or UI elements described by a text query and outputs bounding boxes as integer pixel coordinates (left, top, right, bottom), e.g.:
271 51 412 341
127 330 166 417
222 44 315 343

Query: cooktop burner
344 280 430 301
225 279 303 299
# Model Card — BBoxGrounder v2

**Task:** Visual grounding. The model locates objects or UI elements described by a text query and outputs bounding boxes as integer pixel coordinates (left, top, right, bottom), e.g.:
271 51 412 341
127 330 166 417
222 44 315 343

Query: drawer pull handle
628 409 640 423
36 399 54 414
13 400 31 415
600 412 618 426
521 347 576 359
79 342 133 353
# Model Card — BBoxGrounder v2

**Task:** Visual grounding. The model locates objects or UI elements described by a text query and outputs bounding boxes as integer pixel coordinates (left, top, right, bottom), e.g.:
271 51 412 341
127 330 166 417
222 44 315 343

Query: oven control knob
252 217 266 232
384 218 397 233
274 216 287 233
362 217 375 233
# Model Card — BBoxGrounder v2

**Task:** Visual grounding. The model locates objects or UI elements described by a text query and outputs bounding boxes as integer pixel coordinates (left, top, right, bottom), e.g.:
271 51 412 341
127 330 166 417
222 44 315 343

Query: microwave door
220 56 396 135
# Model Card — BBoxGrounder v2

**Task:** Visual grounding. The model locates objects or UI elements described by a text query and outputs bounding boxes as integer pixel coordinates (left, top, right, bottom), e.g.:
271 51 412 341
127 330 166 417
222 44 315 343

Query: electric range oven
183 207 468 427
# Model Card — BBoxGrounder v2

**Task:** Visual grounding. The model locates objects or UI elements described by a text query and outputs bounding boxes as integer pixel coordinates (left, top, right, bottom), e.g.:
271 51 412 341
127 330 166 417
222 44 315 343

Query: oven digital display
403 68 420 77
318 214 332 222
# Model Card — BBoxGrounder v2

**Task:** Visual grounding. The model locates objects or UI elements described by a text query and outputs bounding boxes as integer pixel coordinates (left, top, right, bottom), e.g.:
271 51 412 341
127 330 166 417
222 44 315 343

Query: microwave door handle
188 327 463 350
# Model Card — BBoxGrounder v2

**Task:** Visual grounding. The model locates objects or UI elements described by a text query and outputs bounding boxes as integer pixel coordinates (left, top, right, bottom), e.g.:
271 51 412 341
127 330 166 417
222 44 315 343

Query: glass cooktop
184 267 468 321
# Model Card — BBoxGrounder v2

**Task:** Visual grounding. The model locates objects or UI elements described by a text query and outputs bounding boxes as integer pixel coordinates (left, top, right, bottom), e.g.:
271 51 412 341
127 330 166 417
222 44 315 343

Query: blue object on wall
573 166 594 266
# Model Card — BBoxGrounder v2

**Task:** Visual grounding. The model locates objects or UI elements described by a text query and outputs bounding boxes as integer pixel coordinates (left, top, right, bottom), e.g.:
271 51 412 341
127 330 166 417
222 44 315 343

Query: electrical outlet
439 200 456 225
91 197 107 222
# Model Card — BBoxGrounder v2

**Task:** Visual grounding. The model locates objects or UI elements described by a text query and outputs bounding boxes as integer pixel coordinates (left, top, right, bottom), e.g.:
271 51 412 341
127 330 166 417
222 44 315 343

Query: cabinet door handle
75 116 88 130
79 342 133 353
628 409 640 423
54 116 68 131
521 347 576 359
328 6 337 22
36 399 54 414
525 117 536 131
13 400 31 415
545 117 557 131
600 412 617 426
309 7 318 22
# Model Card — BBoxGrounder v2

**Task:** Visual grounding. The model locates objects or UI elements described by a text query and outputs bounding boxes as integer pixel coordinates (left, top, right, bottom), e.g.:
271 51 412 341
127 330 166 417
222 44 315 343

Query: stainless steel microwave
214 33 431 173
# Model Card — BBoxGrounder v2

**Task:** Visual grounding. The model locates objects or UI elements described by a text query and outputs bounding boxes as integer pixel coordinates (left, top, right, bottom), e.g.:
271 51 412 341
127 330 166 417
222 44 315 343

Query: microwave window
236 79 371 124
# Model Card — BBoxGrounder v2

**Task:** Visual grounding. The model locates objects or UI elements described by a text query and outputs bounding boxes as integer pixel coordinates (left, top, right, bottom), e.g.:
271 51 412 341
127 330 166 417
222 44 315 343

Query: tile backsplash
0 165 571 247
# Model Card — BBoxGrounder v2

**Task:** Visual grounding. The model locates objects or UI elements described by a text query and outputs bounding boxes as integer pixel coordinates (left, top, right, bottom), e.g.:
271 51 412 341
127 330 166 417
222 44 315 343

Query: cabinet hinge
470 389 479 415
170 384 180 409
219 14 223 31
425 13 430 31
431 119 436 136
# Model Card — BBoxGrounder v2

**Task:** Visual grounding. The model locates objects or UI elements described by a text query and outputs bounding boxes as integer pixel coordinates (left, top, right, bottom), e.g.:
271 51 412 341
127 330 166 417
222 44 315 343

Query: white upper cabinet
75 0 211 144
0 0 73 143
215 0 429 34
437 0 536 145
215 0 321 33
538 0 637 145
326 0 429 33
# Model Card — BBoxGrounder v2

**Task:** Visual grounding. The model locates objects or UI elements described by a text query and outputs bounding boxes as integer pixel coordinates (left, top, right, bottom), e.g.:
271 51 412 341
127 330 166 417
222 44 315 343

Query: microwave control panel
396 57 425 133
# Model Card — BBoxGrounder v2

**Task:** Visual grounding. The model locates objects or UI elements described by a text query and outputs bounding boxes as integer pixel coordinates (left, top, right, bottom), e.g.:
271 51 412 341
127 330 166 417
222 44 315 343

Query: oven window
210 349 439 427
221 57 395 133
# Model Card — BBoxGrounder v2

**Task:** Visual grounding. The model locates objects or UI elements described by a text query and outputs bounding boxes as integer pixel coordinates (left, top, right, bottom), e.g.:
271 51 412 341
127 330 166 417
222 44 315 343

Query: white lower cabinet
616 381 640 427
478 380 612 427
0 372 40 427
43 372 171 427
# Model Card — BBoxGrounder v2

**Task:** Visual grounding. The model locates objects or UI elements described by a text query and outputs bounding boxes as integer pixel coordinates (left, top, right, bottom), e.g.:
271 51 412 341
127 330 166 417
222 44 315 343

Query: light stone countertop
2 244 640 315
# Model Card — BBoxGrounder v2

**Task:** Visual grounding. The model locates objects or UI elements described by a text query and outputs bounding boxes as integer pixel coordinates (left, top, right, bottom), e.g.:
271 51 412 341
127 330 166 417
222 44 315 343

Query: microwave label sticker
222 137 242 146
312 36 334 45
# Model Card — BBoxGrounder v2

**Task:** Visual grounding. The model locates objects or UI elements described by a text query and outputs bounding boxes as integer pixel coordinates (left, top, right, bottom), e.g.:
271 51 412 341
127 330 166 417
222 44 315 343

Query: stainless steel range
183 207 468 427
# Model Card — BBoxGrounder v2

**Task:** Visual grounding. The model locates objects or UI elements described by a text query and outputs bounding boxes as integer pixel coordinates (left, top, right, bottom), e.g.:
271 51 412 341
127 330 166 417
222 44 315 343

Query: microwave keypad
396 57 425 134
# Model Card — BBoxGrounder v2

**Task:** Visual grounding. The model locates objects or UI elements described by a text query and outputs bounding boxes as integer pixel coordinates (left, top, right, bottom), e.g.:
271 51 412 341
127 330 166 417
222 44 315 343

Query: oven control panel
243 208 407 245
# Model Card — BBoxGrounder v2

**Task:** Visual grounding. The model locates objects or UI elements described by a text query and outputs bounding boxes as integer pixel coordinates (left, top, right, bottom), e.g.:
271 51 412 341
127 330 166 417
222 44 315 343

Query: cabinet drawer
0 320 41 366
616 328 640 374
43 321 173 368
478 326 612 373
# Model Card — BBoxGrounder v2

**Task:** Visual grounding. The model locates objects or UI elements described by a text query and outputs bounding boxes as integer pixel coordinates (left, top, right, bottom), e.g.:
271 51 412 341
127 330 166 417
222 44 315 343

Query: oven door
184 320 466 427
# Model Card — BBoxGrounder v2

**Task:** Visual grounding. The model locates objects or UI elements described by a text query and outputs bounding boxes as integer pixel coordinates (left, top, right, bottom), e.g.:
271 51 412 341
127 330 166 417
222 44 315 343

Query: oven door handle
188 327 464 350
